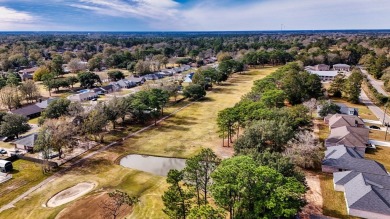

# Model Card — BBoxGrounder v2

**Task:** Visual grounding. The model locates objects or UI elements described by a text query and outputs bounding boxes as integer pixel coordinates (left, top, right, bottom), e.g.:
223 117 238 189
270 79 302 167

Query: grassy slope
0 67 278 219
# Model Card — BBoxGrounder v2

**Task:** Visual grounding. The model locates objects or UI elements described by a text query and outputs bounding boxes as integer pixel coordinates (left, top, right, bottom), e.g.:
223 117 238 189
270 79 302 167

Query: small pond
120 154 186 176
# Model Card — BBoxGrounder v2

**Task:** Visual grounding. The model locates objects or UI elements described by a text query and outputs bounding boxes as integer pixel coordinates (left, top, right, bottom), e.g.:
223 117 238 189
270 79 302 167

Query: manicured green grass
0 160 48 207
28 117 40 125
331 98 378 120
0 67 278 219
319 173 359 219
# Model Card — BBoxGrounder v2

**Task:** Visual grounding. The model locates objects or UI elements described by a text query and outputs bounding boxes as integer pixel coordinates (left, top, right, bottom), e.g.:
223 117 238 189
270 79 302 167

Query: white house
308 70 339 81
333 64 351 72
67 89 98 102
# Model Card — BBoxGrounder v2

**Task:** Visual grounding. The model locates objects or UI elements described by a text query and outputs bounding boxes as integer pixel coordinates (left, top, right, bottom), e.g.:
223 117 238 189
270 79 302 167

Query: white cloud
70 0 179 19
0 6 72 31
0 6 39 30
150 0 390 30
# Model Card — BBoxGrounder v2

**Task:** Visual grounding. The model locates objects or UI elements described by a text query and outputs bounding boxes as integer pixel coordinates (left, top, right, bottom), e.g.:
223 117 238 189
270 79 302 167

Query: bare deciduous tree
19 80 40 103
285 131 323 170
0 85 21 110
302 98 317 117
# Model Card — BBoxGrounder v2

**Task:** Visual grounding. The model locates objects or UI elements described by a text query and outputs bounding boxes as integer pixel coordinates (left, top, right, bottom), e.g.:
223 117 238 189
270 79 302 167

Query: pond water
120 154 186 176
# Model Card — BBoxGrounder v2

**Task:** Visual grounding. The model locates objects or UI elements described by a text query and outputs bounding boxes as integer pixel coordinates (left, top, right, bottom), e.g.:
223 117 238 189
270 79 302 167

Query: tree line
162 63 325 219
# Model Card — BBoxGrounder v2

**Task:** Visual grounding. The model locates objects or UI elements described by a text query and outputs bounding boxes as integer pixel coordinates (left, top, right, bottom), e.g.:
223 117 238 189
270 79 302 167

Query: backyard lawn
366 146 390 171
0 67 278 219
319 173 359 219
331 98 378 120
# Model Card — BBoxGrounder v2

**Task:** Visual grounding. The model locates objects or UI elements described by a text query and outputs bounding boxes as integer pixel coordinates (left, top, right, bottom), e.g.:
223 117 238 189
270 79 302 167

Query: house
162 70 174 76
182 65 191 71
325 126 369 155
144 74 157 80
333 171 390 218
308 70 339 81
92 87 105 95
18 67 39 81
333 64 351 72
101 84 117 93
13 133 38 153
336 103 359 116
35 98 58 109
115 79 136 88
128 77 146 85
67 89 98 102
327 114 364 129
10 104 43 119
0 160 12 173
184 73 195 83
322 145 387 174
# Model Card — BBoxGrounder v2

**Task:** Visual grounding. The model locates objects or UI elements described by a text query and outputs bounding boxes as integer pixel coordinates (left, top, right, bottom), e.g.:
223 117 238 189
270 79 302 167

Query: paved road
359 67 388 96
0 99 198 213
360 90 390 124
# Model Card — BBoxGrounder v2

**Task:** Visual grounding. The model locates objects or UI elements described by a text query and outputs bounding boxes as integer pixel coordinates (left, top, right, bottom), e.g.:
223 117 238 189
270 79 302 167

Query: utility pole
382 102 388 125
383 101 388 140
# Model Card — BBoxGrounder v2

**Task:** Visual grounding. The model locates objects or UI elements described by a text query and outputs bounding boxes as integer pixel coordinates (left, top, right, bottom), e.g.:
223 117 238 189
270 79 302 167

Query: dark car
2 136 15 142
369 125 381 130
0 149 7 154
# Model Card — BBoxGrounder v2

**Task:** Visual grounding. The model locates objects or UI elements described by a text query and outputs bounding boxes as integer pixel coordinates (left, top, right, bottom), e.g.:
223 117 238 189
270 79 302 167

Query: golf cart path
0 100 198 213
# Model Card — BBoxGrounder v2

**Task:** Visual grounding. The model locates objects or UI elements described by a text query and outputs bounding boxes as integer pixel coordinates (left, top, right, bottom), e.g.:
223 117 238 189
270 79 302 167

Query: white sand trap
47 182 95 207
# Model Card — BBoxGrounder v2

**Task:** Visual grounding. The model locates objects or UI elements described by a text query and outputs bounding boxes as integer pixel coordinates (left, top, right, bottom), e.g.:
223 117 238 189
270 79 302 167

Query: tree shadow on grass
366 147 383 155
158 125 190 132
211 87 233 94
198 97 215 102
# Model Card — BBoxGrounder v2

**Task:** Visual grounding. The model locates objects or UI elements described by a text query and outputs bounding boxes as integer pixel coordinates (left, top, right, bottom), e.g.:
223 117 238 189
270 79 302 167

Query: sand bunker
47 182 95 207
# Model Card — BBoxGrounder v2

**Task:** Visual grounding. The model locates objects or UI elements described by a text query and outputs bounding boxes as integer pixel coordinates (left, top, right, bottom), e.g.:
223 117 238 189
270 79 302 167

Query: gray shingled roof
35 98 58 109
334 171 390 190
323 146 387 175
13 133 38 147
325 145 363 159
344 174 390 215
322 157 388 175
128 77 145 83
11 104 42 117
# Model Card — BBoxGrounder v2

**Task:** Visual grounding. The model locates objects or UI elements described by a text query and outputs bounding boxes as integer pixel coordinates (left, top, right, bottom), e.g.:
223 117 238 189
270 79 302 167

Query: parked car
0 149 7 154
2 136 15 142
369 125 381 130
9 149 20 156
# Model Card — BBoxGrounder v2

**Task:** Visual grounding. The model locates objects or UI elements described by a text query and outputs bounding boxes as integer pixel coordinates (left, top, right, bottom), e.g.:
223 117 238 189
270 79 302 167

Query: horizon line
1 29 390 33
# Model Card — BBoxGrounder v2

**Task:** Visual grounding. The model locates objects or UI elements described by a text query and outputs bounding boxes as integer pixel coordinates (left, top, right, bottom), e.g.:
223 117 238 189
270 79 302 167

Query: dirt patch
47 182 96 207
301 171 323 218
56 192 132 219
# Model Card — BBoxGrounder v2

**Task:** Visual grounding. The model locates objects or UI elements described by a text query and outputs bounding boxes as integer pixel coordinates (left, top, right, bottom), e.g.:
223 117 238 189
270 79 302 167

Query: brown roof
18 67 39 74
328 114 364 129
326 126 369 148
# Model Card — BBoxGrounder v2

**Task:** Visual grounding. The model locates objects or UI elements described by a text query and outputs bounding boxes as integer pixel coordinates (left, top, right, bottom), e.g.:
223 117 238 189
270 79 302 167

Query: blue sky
0 0 390 31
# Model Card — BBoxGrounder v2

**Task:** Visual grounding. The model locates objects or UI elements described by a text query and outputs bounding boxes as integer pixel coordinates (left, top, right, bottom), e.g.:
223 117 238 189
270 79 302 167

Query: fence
16 155 58 168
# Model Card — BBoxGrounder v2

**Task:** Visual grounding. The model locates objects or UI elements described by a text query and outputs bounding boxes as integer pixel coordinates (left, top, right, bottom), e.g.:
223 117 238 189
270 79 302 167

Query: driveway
369 140 390 147
359 68 388 96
